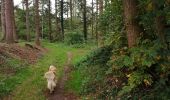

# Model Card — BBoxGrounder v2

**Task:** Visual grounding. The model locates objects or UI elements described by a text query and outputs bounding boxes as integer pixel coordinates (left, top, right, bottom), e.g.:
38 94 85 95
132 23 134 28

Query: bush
74 45 114 97
74 39 170 99
65 31 84 45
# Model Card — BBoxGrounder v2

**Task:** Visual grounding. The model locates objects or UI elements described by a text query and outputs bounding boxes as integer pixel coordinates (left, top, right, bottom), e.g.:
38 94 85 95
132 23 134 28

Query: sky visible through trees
14 0 92 13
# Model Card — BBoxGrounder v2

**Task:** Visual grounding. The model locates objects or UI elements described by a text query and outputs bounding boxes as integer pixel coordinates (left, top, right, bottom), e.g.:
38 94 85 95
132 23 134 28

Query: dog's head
49 65 57 72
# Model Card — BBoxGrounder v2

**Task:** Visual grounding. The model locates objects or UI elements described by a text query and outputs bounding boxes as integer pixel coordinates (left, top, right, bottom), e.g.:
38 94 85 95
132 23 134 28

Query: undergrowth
71 39 170 99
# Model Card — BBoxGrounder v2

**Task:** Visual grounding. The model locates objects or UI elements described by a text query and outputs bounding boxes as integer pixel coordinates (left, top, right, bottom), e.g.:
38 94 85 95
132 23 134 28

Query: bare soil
0 43 46 75
0 43 46 64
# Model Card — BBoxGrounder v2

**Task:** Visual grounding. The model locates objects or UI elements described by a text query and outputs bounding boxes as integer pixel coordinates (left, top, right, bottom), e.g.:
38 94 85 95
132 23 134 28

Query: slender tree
35 0 40 46
95 0 99 41
99 0 103 14
60 0 64 40
98 0 104 46
123 0 141 47
83 0 87 41
152 0 165 43
12 0 17 41
48 0 52 42
41 0 45 39
70 0 73 29
5 0 14 43
1 0 6 41
25 0 30 41
55 0 60 40
91 0 94 38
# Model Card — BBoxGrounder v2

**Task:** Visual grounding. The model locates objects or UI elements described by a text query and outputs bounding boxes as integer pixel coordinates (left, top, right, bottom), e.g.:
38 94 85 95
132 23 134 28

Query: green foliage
73 45 113 97
0 57 28 98
110 39 170 97
98 0 124 43
65 31 84 45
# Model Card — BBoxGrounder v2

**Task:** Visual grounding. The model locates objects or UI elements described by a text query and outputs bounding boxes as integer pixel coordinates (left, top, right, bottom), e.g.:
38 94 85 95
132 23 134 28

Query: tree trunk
35 0 40 46
70 0 73 29
91 0 94 38
95 0 99 41
11 0 17 41
41 0 44 39
99 0 103 14
25 0 30 41
123 0 141 48
152 0 165 43
98 0 104 46
66 1 69 18
5 0 14 44
60 0 64 41
48 0 52 42
55 0 59 40
1 0 6 41
83 0 87 41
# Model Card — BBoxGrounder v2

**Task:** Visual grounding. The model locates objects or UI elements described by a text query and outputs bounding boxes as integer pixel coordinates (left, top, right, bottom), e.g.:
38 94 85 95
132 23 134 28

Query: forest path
45 52 78 100
7 43 90 100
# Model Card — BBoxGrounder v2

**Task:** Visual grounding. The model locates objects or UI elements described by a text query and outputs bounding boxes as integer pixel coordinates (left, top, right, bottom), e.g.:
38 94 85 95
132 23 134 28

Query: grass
66 70 83 94
5 42 91 100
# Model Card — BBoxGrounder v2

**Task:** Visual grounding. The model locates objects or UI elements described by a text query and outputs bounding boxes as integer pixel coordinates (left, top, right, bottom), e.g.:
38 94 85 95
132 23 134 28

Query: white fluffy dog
44 65 57 93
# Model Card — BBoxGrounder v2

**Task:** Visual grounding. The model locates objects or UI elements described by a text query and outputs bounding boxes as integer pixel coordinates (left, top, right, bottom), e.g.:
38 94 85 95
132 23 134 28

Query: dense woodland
0 0 170 99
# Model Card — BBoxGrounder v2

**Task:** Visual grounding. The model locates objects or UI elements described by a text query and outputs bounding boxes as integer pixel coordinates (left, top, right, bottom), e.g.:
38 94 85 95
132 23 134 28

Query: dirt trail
46 52 78 100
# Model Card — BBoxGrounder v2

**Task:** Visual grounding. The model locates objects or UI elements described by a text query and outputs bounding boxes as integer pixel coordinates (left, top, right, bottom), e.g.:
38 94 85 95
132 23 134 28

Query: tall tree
95 0 99 41
98 0 104 46
60 0 64 40
1 0 6 41
55 0 60 40
83 0 87 41
123 0 141 48
99 0 103 14
35 0 41 45
152 0 165 43
5 0 14 43
91 0 94 38
25 0 30 41
12 0 17 41
48 0 52 42
70 0 73 29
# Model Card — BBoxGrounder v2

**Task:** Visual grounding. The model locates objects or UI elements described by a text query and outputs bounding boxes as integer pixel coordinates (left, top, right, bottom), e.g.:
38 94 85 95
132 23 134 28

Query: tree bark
25 0 30 41
11 0 17 41
99 0 103 14
55 0 59 40
98 0 104 46
35 0 40 46
60 0 64 41
1 0 6 41
152 0 165 43
91 0 94 38
123 0 141 48
95 0 99 41
70 0 73 29
48 0 52 42
5 0 14 43
83 0 87 41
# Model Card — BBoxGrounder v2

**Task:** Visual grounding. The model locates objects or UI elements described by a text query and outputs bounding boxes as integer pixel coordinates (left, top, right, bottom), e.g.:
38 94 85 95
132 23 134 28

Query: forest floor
1 41 91 100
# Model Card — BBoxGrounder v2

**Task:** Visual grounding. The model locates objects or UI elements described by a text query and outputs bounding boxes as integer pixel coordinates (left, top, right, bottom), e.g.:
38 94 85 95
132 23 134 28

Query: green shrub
65 31 84 45
110 39 170 98
74 45 113 97
75 39 170 99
